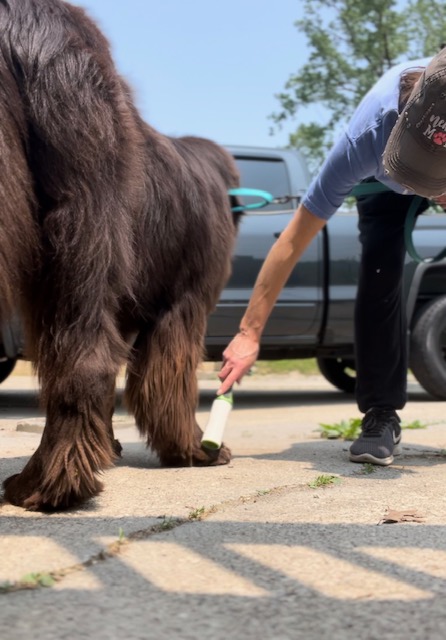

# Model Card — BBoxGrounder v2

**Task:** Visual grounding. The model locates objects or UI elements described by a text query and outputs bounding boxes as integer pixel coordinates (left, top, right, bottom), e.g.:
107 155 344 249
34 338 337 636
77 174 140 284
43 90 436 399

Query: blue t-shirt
302 57 432 221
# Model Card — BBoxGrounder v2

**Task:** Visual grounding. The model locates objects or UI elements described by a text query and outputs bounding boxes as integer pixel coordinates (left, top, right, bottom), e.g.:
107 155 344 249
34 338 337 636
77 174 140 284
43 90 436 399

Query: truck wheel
0 357 16 383
316 356 356 394
410 295 446 399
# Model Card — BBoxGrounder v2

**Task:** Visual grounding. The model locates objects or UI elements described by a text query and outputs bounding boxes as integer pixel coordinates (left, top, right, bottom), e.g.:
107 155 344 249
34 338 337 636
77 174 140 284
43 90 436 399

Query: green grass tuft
318 417 428 441
318 418 362 441
188 506 206 521
308 474 341 489
20 572 55 588
254 359 319 376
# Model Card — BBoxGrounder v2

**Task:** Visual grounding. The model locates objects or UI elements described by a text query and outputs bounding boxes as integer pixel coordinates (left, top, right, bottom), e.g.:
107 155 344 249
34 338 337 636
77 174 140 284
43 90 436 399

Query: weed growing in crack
188 506 206 521
308 474 342 489
318 418 427 441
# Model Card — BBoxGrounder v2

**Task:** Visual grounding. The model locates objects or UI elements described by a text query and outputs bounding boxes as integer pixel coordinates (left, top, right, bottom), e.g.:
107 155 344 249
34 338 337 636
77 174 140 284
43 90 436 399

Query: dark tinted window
234 157 294 212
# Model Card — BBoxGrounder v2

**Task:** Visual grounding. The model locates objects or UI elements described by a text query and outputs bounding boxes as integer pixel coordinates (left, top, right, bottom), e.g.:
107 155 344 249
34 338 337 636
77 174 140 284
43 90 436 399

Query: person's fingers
217 333 260 394
217 369 240 395
218 359 242 384
218 362 232 381
217 357 249 391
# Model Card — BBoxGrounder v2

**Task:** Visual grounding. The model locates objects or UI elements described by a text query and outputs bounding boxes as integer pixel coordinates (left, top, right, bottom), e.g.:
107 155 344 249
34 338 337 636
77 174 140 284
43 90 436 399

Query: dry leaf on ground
378 508 425 525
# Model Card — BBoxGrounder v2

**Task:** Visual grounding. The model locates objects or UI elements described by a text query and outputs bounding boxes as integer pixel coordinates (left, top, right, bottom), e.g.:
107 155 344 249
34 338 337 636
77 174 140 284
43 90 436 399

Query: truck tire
316 356 356 394
0 357 16 383
410 295 446 399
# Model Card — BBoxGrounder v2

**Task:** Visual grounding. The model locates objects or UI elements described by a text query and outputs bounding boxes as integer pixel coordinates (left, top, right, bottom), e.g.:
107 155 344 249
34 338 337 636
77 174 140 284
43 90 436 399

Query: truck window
234 157 293 212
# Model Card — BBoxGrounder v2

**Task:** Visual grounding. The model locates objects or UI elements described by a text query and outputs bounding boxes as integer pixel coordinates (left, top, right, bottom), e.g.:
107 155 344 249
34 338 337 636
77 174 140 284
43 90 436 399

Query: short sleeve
302 128 381 220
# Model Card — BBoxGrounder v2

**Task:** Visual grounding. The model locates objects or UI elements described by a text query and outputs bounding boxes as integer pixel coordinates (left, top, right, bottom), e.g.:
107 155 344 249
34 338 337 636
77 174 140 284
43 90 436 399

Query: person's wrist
238 326 260 342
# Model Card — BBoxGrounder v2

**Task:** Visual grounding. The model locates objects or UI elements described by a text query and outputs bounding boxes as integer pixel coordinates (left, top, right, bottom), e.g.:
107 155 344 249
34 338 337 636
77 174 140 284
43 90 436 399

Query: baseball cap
383 48 446 198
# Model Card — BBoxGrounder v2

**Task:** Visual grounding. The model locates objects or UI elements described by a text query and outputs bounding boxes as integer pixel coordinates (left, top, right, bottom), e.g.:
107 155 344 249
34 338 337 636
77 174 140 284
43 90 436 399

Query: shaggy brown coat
0 0 241 510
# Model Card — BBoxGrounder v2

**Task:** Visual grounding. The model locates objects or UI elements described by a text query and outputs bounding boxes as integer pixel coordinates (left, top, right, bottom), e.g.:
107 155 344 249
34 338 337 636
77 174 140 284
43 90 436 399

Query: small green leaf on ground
159 517 178 530
318 418 428 441
188 506 206 521
318 419 362 441
118 527 126 543
308 474 342 489
21 572 55 588
401 420 427 430
359 463 377 475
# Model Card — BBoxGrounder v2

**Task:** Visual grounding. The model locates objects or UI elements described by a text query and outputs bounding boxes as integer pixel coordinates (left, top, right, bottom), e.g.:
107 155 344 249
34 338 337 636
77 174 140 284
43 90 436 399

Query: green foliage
319 418 362 440
406 0 446 57
118 527 126 543
401 419 427 430
288 124 328 171
254 358 319 375
308 474 342 488
188 506 206 521
271 0 446 171
158 516 179 530
21 572 55 588
318 417 427 440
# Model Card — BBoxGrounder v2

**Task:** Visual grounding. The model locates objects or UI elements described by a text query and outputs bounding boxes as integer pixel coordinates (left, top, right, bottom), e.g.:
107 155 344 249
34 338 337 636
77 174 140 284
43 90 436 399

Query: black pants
354 180 428 413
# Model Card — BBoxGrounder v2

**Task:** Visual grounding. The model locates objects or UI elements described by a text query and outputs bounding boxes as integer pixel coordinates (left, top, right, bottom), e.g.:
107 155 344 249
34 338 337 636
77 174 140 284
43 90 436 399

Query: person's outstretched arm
217 203 326 394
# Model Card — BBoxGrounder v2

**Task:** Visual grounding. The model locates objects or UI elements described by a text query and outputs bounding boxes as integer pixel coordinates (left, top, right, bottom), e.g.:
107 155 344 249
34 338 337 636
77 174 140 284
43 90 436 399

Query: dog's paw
3 469 103 512
3 473 28 507
192 442 232 466
159 442 232 467
3 472 45 510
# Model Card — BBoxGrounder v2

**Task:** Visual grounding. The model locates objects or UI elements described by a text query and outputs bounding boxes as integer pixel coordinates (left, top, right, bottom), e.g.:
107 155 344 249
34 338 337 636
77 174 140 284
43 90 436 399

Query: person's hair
399 70 423 111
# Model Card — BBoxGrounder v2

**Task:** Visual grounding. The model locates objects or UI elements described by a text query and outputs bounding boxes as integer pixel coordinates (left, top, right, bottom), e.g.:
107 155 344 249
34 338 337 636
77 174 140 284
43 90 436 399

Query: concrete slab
1 372 446 639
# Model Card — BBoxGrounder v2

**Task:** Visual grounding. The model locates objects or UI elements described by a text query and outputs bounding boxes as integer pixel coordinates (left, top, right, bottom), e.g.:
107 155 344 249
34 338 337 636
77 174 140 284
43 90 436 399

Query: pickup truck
2 145 446 400
205 145 446 400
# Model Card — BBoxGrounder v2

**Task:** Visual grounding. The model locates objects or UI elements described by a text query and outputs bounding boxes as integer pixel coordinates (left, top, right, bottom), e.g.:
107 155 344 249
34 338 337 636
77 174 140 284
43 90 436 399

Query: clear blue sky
76 0 310 148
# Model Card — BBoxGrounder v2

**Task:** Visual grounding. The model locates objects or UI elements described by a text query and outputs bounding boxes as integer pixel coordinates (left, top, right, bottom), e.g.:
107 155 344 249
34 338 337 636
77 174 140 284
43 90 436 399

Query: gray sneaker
349 408 402 466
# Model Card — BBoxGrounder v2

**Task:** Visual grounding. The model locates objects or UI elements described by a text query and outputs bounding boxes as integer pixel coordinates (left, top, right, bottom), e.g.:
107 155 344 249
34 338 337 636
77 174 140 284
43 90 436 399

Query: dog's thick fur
0 0 241 510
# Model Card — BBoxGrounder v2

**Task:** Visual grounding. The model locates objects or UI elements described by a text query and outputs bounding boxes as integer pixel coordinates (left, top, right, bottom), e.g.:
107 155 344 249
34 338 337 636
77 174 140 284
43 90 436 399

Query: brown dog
0 0 241 510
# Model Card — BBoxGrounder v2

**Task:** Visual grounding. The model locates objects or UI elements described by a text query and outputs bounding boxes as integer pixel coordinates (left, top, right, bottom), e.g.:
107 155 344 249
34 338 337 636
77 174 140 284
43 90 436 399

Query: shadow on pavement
1 514 446 638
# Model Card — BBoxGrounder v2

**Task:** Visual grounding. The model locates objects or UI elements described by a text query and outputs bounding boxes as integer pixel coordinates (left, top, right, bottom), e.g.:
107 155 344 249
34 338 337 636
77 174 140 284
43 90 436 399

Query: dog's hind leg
3 373 120 511
125 303 231 467
3 328 125 511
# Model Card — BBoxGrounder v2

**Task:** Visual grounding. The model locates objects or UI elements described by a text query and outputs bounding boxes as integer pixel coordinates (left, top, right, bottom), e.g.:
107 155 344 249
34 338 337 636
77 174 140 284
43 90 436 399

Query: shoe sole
349 443 402 466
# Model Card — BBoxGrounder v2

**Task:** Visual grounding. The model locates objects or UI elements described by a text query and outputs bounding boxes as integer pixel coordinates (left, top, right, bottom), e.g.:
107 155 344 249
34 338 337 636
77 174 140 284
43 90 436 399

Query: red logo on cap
433 131 446 145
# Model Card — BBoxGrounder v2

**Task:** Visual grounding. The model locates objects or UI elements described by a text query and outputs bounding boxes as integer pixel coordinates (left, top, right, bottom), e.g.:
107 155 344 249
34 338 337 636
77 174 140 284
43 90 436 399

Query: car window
234 156 294 213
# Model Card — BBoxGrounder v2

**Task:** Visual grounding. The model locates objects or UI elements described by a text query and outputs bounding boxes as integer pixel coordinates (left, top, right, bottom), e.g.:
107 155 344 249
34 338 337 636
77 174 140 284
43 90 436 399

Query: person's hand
217 331 260 395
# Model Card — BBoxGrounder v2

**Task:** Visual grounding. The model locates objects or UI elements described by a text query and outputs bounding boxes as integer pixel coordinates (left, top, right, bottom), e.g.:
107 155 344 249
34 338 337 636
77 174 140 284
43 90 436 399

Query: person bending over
217 48 446 466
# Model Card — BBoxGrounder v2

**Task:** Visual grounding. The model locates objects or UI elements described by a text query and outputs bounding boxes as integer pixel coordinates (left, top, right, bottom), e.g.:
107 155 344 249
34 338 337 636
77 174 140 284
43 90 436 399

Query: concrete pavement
1 371 446 639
